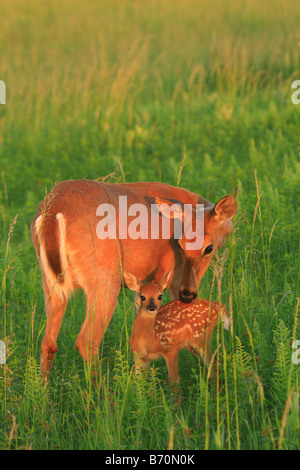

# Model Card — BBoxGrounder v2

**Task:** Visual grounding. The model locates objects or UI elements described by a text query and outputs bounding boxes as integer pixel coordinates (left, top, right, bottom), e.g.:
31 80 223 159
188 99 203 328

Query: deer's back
153 298 224 349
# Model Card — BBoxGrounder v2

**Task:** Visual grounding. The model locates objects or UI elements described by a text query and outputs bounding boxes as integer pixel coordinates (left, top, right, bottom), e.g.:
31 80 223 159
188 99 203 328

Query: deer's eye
140 295 146 301
204 244 213 256
158 295 163 300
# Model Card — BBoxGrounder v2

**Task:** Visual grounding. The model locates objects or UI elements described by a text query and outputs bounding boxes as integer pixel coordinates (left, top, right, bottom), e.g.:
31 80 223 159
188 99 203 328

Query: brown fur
126 274 229 385
31 179 236 381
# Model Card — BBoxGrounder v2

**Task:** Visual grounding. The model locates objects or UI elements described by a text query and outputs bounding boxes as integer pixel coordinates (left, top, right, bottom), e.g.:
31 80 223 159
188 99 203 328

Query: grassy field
0 0 300 450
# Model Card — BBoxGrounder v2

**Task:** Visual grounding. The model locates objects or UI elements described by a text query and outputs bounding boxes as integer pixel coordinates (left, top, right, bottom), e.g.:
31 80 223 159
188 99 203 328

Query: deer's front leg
164 350 180 386
133 291 141 315
168 248 183 301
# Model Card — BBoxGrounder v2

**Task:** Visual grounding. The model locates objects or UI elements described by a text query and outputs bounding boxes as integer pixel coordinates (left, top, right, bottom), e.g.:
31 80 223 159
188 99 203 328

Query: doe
124 271 229 386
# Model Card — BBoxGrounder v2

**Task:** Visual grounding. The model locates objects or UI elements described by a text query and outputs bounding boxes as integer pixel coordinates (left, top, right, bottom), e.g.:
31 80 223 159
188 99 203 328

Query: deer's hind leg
40 282 68 381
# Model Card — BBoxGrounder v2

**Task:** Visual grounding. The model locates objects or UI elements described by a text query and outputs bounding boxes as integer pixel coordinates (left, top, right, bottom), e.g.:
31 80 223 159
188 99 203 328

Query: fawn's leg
40 283 68 381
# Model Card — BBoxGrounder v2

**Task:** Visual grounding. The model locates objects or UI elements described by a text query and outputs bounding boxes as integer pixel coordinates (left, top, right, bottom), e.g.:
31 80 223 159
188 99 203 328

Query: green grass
0 0 300 450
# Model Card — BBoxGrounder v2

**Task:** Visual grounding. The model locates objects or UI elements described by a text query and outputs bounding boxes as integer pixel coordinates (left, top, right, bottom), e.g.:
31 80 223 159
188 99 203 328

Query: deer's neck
135 310 157 337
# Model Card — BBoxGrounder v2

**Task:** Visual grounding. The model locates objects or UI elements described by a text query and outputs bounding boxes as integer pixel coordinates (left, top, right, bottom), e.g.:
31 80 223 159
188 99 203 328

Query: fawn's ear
123 272 141 293
158 270 172 291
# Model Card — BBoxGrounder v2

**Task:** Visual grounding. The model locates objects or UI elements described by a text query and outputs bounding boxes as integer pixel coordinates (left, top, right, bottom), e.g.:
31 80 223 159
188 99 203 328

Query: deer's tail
31 212 73 300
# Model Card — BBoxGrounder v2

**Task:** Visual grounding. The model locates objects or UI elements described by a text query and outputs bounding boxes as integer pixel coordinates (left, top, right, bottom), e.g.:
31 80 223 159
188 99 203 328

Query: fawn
124 271 229 386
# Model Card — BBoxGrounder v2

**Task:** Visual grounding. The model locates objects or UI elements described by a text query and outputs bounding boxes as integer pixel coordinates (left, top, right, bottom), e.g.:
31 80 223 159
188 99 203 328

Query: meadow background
0 0 300 450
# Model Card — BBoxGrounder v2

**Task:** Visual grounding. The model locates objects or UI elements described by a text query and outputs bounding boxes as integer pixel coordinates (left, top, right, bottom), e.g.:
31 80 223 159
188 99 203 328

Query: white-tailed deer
124 271 229 386
31 180 236 380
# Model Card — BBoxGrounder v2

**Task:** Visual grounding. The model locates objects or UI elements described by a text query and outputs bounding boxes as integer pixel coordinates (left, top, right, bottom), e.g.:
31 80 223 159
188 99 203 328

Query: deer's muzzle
179 289 197 303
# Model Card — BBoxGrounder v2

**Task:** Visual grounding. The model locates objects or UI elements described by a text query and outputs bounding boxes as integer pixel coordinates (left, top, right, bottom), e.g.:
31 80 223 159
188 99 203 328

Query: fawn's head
124 271 172 313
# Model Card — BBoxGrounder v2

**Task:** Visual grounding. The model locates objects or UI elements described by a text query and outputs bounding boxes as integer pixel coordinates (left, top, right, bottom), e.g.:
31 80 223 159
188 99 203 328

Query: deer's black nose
179 290 197 303
146 298 158 312
147 305 157 312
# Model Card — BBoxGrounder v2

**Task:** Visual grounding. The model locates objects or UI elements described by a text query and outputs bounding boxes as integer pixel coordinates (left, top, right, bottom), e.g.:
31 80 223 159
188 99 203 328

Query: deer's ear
213 195 236 221
158 270 172 291
123 272 141 293
155 197 183 220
